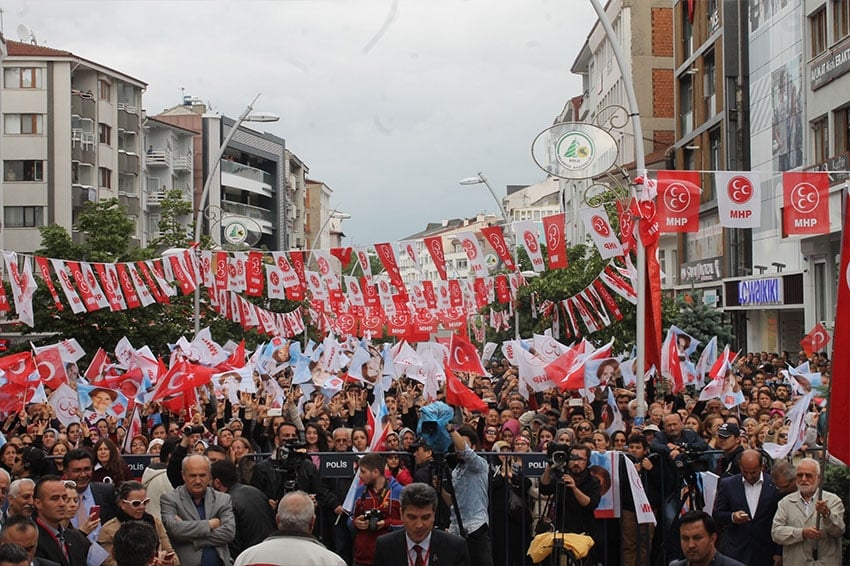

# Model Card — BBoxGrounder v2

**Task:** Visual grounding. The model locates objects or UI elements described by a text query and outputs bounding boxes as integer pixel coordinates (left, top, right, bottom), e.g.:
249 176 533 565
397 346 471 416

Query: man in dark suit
1 516 61 566
373 482 469 566
210 459 276 557
670 511 745 566
713 450 782 566
33 476 90 566
62 449 117 529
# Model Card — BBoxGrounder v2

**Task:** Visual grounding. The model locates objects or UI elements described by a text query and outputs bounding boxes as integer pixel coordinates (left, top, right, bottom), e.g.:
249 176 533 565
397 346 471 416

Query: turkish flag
657 170 701 232
34 346 68 390
0 352 38 385
542 213 568 269
783 172 830 235
828 194 850 465
447 333 486 376
151 360 215 401
84 348 112 381
445 369 488 413
480 226 516 271
330 247 353 270
423 236 448 280
800 323 830 357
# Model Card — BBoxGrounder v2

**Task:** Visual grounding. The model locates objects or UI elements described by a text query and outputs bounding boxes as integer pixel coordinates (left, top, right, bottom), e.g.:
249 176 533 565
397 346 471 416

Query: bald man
713 450 781 566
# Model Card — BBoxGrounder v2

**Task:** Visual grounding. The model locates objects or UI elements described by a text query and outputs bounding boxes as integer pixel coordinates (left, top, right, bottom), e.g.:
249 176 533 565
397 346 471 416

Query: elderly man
233 490 345 566
3 480 33 523
771 458 845 564
1 516 61 566
161 454 236 566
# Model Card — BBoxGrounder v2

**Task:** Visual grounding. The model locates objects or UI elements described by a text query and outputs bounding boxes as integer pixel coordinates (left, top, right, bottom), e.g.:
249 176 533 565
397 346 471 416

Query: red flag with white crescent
542 213 568 269
0 352 38 385
657 170 701 233
445 369 488 412
800 322 830 357
34 345 68 390
448 333 486 376
479 226 516 271
783 172 830 235
423 236 448 280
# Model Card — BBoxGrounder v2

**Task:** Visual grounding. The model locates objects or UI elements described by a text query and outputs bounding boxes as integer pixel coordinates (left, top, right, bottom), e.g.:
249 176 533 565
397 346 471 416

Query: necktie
413 544 424 566
75 495 89 529
57 528 69 560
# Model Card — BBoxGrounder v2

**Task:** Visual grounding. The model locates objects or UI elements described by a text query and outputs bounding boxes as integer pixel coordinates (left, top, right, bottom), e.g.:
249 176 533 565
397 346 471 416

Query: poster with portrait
771 57 803 172
77 383 128 425
590 450 620 519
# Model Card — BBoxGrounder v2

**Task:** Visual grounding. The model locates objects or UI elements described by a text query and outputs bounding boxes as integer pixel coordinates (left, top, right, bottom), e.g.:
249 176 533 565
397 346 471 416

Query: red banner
783 172 830 235
245 252 265 297
116 264 142 309
35 256 63 311
479 226 516 271
657 170 701 232
542 213 568 269
373 243 405 292
423 236 448 280
829 194 850 465
67 261 98 312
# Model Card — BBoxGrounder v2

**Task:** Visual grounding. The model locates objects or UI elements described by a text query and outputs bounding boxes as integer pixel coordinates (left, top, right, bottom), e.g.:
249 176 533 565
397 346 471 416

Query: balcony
146 149 171 168
71 92 96 119
72 186 96 208
117 106 140 134
71 140 95 165
119 195 140 216
146 190 165 206
118 151 139 173
173 153 193 172
221 159 273 186
221 200 274 234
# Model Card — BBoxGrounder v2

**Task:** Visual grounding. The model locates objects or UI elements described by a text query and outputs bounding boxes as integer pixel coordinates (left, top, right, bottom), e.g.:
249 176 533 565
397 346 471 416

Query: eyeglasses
485 429 498 434
577 426 592 432
122 498 151 508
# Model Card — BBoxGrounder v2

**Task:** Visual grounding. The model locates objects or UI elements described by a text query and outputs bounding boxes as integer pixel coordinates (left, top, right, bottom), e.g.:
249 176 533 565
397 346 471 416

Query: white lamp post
193 93 279 336
459 172 524 340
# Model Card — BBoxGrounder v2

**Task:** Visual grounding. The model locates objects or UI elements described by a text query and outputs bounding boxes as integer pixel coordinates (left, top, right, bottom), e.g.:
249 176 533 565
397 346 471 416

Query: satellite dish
16 24 36 45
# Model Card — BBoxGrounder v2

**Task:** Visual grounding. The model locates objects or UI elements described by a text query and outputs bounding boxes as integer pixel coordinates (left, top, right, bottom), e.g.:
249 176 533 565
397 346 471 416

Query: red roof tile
6 39 72 58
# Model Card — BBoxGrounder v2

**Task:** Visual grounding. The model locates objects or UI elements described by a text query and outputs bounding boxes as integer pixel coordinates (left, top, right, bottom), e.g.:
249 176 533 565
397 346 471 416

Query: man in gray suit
161 454 236 566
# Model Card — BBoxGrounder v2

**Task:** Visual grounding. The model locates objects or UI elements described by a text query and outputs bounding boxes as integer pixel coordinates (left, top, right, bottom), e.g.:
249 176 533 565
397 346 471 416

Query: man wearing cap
715 424 744 479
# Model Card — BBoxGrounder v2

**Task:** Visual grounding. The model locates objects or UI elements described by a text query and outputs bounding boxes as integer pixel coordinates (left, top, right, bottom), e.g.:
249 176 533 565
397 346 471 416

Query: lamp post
459 172 523 340
193 93 279 336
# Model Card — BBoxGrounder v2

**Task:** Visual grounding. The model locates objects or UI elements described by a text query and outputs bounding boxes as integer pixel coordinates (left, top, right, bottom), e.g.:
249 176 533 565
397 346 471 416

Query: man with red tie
373 483 469 566
33 476 90 566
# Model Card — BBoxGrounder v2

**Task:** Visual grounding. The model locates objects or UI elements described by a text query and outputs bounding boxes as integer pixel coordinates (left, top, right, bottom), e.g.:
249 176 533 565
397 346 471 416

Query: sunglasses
577 426 592 432
122 498 151 508
485 429 498 434
63 480 77 489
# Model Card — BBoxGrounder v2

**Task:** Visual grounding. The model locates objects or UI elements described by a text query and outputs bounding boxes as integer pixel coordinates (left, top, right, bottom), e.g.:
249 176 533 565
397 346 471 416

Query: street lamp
193 93 279 336
459 172 524 340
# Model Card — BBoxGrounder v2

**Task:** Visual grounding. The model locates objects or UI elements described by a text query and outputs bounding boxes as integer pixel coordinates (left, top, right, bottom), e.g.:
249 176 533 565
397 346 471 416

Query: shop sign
738 277 783 306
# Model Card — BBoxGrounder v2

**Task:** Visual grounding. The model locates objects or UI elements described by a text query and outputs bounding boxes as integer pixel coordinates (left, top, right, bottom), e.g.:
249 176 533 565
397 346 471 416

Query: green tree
672 293 734 347
150 189 193 251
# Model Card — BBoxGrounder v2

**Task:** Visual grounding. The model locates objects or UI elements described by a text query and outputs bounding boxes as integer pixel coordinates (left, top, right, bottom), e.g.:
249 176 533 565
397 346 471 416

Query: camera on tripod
673 446 709 474
546 443 580 470
362 508 384 532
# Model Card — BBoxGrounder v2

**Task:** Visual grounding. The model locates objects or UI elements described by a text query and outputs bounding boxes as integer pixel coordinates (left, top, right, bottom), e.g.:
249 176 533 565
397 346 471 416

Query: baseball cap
408 437 430 452
717 423 740 438
643 424 661 433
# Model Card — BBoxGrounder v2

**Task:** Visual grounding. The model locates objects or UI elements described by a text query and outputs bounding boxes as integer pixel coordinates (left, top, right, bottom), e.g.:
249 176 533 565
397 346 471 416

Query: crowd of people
0 347 845 566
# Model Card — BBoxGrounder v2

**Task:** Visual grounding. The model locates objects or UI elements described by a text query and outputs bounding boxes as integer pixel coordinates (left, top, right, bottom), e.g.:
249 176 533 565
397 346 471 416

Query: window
4 160 43 182
3 206 44 228
705 128 722 203
99 167 112 189
704 51 716 117
814 261 827 323
680 75 693 135
98 123 111 145
99 80 111 100
811 8 828 56
835 0 850 40
3 67 43 89
836 107 850 154
4 206 43 228
4 114 43 135
681 5 693 60
812 116 829 163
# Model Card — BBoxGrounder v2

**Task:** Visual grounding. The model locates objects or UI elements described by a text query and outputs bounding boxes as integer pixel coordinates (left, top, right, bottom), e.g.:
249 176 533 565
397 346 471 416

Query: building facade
1 40 145 253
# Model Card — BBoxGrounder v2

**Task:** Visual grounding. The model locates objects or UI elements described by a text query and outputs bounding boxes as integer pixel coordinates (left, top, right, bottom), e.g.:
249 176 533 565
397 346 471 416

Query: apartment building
1 40 146 252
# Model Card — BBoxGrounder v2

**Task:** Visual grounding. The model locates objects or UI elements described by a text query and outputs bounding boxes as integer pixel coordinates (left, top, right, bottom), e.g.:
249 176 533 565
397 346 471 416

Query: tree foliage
150 189 193 251
672 293 734 347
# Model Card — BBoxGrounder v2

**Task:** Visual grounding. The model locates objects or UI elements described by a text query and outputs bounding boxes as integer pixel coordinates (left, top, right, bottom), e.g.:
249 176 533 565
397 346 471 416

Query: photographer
539 443 601 536
250 422 333 515
165 423 208 487
445 425 492 566
349 453 403 566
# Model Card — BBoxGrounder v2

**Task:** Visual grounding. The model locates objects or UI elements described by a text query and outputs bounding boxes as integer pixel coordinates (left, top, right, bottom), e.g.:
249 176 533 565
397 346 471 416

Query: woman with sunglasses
481 425 500 451
98 480 178 566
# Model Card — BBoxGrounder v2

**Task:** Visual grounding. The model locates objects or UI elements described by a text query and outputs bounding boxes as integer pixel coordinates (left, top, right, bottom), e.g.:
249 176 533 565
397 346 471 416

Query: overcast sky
5 0 597 246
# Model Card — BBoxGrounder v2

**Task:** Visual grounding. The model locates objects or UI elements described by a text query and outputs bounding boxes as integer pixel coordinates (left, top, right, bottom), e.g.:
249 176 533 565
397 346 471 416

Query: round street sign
531 122 619 180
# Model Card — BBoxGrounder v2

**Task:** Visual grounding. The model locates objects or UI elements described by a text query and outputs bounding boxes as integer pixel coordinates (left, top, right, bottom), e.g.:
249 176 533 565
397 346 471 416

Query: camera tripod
430 452 467 537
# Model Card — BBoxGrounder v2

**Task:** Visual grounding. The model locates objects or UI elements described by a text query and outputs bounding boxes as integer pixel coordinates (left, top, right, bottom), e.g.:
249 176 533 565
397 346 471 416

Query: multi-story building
798 0 850 337
141 115 196 247
566 0 675 255
0 40 146 252
156 97 297 251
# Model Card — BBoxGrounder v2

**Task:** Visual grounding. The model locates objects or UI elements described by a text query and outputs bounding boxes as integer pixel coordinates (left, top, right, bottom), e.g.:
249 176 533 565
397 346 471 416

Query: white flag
715 171 760 228
454 232 488 277
580 208 622 259
513 220 545 272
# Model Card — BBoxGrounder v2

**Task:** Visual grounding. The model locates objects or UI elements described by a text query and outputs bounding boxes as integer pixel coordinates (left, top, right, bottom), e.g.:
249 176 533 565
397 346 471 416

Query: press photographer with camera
538 443 601 536
349 453 403 566
250 422 332 515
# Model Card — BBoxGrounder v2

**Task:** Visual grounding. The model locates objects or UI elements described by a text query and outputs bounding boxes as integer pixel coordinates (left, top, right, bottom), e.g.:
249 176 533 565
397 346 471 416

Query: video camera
362 508 384 532
673 445 709 474
546 443 582 470
417 401 455 454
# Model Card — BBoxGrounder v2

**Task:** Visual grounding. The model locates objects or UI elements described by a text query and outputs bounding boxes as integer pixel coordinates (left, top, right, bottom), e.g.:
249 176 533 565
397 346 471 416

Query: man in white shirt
713 449 781 566
373 483 469 566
